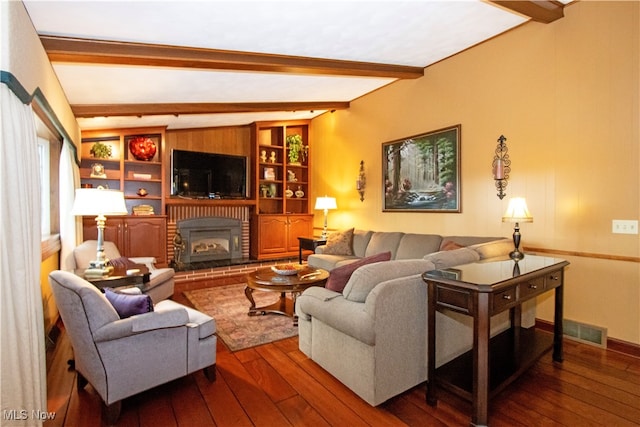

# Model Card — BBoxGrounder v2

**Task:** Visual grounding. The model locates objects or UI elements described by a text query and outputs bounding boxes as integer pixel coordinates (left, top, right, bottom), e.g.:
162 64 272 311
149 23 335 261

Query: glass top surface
425 255 567 286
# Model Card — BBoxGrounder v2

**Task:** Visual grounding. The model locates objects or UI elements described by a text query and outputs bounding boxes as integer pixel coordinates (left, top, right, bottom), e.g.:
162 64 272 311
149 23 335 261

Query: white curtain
0 84 47 424
59 140 80 271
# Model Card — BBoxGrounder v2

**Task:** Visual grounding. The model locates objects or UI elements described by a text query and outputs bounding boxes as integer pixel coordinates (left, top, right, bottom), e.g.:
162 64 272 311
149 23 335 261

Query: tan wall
2 1 81 146
310 1 639 344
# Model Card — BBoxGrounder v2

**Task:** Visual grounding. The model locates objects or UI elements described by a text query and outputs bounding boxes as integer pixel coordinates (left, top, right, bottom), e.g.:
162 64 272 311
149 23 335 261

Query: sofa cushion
104 288 154 319
395 233 443 259
469 238 513 259
364 232 405 259
322 228 355 256
352 229 374 257
343 258 435 303
325 251 391 292
423 247 480 270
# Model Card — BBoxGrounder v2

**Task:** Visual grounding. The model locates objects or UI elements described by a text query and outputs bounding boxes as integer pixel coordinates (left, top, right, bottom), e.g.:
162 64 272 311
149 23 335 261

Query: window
37 136 51 236
34 112 61 259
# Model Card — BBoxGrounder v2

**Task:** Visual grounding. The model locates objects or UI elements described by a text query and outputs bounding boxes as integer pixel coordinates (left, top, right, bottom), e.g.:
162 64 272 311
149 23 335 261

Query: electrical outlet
612 220 639 235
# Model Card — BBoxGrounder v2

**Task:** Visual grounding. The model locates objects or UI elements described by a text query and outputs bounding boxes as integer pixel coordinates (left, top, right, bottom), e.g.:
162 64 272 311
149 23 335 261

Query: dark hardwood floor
45 276 640 427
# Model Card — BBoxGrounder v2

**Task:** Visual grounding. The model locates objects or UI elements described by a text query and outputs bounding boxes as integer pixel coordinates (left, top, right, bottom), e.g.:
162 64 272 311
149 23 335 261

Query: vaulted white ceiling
22 0 570 130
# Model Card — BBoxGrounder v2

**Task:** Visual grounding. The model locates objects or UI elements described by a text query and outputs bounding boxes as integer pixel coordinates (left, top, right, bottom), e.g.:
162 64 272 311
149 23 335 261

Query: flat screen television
171 149 249 199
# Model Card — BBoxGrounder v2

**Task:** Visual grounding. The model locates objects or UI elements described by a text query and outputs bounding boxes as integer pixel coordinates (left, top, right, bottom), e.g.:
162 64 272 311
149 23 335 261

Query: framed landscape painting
382 124 461 212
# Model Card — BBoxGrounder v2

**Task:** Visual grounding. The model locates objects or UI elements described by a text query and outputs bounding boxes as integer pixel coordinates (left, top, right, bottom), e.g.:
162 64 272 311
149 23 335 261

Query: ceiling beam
490 1 565 24
71 102 351 118
40 36 424 80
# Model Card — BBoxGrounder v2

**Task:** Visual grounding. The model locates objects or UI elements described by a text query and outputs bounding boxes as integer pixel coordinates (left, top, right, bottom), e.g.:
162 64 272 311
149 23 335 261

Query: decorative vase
285 187 294 198
295 186 304 198
269 183 277 198
129 137 157 161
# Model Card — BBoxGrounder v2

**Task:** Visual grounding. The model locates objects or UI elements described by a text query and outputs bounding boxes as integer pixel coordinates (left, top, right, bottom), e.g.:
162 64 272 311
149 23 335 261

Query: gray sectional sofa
297 230 532 406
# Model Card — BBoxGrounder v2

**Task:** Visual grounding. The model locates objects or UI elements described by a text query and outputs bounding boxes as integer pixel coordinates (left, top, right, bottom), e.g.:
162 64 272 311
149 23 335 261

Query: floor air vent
563 319 607 348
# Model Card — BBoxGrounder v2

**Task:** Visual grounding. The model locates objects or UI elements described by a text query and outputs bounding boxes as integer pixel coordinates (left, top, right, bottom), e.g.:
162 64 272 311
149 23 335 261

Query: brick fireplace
167 205 251 266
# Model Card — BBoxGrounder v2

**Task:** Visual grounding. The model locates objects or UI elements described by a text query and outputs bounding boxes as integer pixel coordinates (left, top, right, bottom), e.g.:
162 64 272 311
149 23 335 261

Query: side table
75 264 150 291
297 236 327 263
422 255 569 427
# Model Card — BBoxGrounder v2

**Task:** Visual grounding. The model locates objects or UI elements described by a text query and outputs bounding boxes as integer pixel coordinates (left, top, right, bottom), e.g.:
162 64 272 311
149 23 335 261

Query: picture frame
382 124 461 212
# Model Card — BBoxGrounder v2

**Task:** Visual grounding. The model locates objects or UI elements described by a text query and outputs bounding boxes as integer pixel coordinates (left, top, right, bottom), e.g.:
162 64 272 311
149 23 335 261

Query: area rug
183 283 298 352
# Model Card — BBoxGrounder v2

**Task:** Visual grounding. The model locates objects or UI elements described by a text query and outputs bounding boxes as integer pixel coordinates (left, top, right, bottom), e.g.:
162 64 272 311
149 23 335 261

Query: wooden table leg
472 292 490 427
426 282 437 406
553 278 564 362
244 286 258 314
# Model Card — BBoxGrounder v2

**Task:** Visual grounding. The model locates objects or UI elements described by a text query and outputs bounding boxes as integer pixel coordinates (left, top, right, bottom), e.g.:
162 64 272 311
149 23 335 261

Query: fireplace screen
176 216 242 264
191 232 230 257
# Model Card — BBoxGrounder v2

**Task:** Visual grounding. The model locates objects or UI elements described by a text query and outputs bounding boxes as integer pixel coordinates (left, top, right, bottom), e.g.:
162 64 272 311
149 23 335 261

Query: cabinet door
82 217 124 247
286 215 313 252
258 216 288 255
123 216 167 266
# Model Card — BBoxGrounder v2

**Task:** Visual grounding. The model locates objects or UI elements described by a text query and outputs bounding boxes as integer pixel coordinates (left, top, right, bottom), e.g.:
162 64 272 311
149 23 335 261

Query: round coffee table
245 266 329 325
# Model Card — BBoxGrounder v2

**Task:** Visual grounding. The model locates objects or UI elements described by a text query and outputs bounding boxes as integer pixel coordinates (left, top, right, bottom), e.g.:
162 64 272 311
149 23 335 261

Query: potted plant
90 141 112 159
286 134 307 165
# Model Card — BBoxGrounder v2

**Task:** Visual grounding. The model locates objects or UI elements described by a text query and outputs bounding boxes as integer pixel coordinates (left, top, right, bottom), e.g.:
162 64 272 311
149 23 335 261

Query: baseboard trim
536 319 640 358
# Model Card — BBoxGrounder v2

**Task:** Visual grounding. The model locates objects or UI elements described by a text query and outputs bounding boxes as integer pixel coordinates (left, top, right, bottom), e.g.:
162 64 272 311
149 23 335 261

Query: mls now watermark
3 409 56 421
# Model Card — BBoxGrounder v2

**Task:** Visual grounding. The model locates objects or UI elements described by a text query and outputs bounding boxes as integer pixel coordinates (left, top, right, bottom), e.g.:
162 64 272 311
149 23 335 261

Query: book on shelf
132 204 154 215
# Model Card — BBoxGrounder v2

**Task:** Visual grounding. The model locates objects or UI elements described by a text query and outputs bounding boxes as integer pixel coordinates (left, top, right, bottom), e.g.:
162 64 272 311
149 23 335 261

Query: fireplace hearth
175 217 242 264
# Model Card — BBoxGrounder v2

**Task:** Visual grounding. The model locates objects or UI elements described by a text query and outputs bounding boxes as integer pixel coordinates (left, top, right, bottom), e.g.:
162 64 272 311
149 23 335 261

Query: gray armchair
73 240 175 303
49 270 216 423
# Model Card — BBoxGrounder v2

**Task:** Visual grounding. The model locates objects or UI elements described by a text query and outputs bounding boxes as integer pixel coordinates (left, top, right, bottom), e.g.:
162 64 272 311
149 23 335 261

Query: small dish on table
271 263 305 275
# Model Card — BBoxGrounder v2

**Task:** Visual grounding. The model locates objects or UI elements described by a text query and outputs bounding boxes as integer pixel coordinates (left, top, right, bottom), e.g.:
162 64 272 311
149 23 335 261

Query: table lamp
315 196 337 239
71 188 128 276
502 197 533 261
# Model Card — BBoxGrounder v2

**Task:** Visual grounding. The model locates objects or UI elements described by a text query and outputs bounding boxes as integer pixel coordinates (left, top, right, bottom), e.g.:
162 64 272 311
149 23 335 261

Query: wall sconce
356 160 366 202
492 135 511 200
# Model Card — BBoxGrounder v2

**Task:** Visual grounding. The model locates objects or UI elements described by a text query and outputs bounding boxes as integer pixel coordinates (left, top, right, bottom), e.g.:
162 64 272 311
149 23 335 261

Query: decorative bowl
129 137 157 161
271 264 304 275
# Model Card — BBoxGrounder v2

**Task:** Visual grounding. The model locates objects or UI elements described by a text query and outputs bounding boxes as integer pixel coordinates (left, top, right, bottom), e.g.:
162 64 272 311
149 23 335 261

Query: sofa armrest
297 290 376 345
92 306 189 342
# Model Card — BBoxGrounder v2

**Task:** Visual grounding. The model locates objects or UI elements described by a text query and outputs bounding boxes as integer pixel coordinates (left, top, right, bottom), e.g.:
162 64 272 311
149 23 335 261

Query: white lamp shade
71 188 128 216
502 197 533 223
315 196 337 210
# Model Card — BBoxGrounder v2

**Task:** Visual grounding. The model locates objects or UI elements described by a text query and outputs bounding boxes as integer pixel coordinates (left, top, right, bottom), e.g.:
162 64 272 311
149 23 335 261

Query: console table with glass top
422 255 569 427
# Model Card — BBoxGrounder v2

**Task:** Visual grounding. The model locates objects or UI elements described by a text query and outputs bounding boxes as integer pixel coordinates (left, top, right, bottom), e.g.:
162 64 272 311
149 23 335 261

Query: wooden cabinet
251 120 314 259
82 216 168 267
250 214 313 259
80 127 166 216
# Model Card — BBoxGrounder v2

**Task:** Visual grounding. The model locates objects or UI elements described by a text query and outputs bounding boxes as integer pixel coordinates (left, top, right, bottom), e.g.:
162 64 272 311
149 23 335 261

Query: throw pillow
322 228 355 256
440 240 465 251
104 288 153 319
325 251 391 292
107 256 137 269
